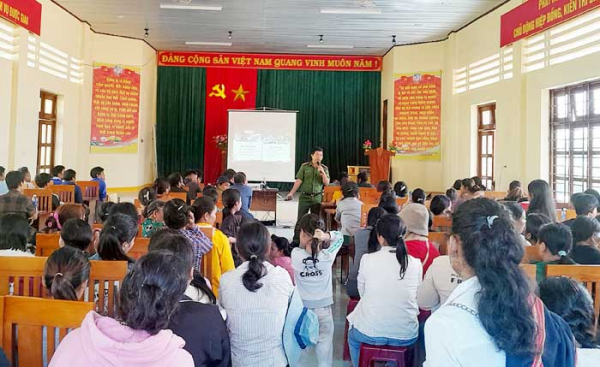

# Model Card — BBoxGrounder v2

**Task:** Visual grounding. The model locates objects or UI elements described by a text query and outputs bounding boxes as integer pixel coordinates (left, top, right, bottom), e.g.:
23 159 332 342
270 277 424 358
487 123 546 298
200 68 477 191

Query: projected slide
228 110 297 182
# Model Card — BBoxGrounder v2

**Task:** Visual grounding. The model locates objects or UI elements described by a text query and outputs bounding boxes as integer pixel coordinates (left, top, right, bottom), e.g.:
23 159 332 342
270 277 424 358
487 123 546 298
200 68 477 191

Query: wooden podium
365 147 395 186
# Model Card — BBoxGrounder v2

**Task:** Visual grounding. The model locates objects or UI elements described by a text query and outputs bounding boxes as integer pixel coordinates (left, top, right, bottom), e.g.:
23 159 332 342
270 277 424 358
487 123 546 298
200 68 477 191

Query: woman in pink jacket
50 251 194 367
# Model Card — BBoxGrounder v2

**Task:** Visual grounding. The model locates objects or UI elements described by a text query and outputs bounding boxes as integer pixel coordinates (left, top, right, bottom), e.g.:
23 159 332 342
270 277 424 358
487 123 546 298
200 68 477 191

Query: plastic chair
359 344 409 367
343 298 360 360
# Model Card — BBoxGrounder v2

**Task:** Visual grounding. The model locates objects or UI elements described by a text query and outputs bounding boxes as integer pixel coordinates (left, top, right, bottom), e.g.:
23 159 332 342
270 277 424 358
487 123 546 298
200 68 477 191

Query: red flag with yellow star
204 68 257 184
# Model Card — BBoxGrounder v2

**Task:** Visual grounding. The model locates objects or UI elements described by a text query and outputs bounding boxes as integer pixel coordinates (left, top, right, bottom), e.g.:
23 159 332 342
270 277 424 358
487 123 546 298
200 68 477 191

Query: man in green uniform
285 146 330 242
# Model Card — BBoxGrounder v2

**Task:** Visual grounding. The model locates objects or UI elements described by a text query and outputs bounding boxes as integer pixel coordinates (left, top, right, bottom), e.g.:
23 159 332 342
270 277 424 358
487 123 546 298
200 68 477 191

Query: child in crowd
393 181 409 198
292 214 343 367
90 213 136 267
379 192 399 215
412 188 426 204
356 172 372 188
231 172 254 219
400 203 440 273
216 176 231 194
44 204 86 233
90 166 107 202
459 178 484 202
51 165 65 185
335 181 363 241
0 171 37 220
563 193 598 228
168 172 186 193
446 188 458 207
0 214 34 257
471 176 487 191
222 169 236 184
202 185 219 204
50 252 194 366
376 180 393 193
61 169 83 204
192 196 235 296
59 219 93 252
35 173 61 210
221 188 248 245
417 252 462 312
0 166 8 195
185 169 202 202
96 201 115 224
538 277 600 367
44 246 90 301
524 213 552 247
142 200 166 238
534 223 575 282
452 179 462 191
347 214 422 366
153 177 171 200
219 222 293 367
347 207 387 299
270 234 294 284
18 167 35 189
109 202 140 225
148 229 231 367
430 195 451 217
504 180 527 202
584 188 600 212
330 174 349 205
138 187 157 207
570 216 600 264
527 179 558 222
503 202 529 247
163 199 213 271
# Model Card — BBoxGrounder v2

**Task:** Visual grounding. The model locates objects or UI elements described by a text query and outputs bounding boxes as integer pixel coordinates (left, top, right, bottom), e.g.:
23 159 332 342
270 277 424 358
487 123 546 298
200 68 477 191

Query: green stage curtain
156 67 206 177
256 70 381 189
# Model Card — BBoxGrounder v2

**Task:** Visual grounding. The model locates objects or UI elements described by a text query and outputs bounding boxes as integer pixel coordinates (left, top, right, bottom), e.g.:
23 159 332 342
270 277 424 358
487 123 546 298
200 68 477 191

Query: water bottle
32 194 38 209
561 208 566 222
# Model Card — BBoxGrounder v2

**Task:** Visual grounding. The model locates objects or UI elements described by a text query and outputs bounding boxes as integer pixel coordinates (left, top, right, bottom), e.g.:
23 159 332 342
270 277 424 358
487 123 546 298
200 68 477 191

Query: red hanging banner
204 68 258 184
0 0 42 35
158 51 381 72
501 0 600 47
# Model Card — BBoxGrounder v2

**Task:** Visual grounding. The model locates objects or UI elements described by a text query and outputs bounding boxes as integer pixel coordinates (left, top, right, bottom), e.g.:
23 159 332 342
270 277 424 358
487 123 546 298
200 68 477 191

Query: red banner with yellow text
393 72 442 161
0 0 41 35
204 68 258 184
501 0 600 47
158 51 381 72
90 63 141 154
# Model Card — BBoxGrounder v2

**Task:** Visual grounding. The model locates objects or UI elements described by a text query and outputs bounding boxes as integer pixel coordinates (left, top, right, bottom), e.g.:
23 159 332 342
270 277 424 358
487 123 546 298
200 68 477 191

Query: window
37 91 58 174
550 81 600 203
478 103 496 190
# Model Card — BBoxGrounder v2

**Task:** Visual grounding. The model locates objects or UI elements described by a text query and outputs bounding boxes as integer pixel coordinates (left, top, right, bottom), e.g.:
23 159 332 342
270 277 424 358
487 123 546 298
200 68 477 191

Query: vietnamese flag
204 68 257 184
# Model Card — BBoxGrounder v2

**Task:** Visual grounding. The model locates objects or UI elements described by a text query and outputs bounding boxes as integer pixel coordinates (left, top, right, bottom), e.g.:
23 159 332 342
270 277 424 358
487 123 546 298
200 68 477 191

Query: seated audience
430 195 451 217
18 167 35 189
216 176 231 194
89 213 136 267
50 251 194 366
335 181 363 240
424 198 575 367
59 219 93 252
347 214 422 366
504 180 527 202
400 203 440 273
168 172 186 193
231 172 254 219
138 186 157 207
446 188 458 207
221 188 248 245
527 179 558 222
96 201 115 224
184 169 202 202
35 173 60 210
458 178 484 203
471 176 487 191
583 188 600 213
356 172 372 188
0 166 7 195
44 246 90 301
44 203 86 233
109 202 140 225
524 213 552 246
51 165 65 185
90 166 107 202
292 214 344 367
452 179 462 191
570 216 600 264
141 200 165 238
0 214 34 256
331 172 349 187
0 171 36 219
330 174 349 204
533 223 575 282
376 180 392 193
222 168 236 184
202 185 219 204
379 192 399 215
163 198 213 271
153 177 171 200
191 196 235 296
412 188 426 205
504 202 529 247
148 230 231 367
347 207 387 298
61 169 83 204
563 193 598 227
270 234 294 284
538 277 600 367
219 222 293 367
393 181 409 198
417 253 461 312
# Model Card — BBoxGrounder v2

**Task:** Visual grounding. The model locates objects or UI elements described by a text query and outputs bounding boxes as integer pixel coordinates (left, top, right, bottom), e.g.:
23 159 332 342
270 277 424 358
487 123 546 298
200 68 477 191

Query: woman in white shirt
335 181 363 238
417 255 461 311
424 198 575 367
538 276 600 367
347 214 422 366
219 221 293 367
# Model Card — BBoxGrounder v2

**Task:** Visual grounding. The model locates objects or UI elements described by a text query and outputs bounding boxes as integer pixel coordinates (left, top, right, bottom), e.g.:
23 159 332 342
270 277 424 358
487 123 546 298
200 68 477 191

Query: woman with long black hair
527 179 558 222
424 198 575 367
347 214 422 366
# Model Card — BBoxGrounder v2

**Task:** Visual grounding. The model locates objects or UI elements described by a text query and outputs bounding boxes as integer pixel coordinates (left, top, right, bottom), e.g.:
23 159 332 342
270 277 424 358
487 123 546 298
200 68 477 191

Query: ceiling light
320 8 381 14
144 28 149 38
185 41 232 46
307 44 354 49
392 35 396 45
319 35 324 43
228 31 232 40
160 4 222 11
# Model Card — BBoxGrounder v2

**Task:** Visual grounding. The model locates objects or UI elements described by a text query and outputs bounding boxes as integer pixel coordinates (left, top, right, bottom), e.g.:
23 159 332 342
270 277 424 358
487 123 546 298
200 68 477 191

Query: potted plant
362 139 373 151
388 142 398 152
214 134 228 151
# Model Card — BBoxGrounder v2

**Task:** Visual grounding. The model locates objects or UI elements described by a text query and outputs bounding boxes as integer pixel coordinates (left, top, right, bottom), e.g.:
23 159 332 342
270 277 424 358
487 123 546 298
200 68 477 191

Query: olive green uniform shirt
296 162 330 195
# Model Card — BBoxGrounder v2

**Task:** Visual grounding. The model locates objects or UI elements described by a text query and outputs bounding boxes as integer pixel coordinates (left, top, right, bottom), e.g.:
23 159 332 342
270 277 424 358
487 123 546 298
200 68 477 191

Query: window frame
37 91 58 174
477 103 497 190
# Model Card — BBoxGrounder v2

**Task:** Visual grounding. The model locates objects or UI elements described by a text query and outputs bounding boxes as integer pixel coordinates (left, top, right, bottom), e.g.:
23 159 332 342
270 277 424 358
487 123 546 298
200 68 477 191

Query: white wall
0 0 156 189
382 0 600 193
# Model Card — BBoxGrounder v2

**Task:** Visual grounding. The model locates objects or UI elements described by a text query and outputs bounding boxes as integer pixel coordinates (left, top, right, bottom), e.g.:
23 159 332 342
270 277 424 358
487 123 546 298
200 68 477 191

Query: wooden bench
428 232 449 255
50 185 75 204
520 264 537 282
522 246 543 264
36 233 61 257
0 257 48 297
360 204 378 227
129 237 150 260
431 216 452 232
484 191 507 200
88 260 127 317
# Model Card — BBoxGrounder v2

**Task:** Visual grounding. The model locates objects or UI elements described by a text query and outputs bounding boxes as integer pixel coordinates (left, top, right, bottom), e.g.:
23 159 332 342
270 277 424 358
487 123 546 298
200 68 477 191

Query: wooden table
250 189 278 222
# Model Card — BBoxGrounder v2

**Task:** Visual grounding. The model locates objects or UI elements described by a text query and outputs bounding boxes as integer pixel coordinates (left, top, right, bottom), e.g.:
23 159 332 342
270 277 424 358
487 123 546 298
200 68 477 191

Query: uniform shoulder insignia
321 164 329 169
301 162 310 166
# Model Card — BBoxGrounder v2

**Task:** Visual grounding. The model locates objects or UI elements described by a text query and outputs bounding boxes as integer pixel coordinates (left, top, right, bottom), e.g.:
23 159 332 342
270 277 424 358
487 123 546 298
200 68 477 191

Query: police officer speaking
285 146 330 241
